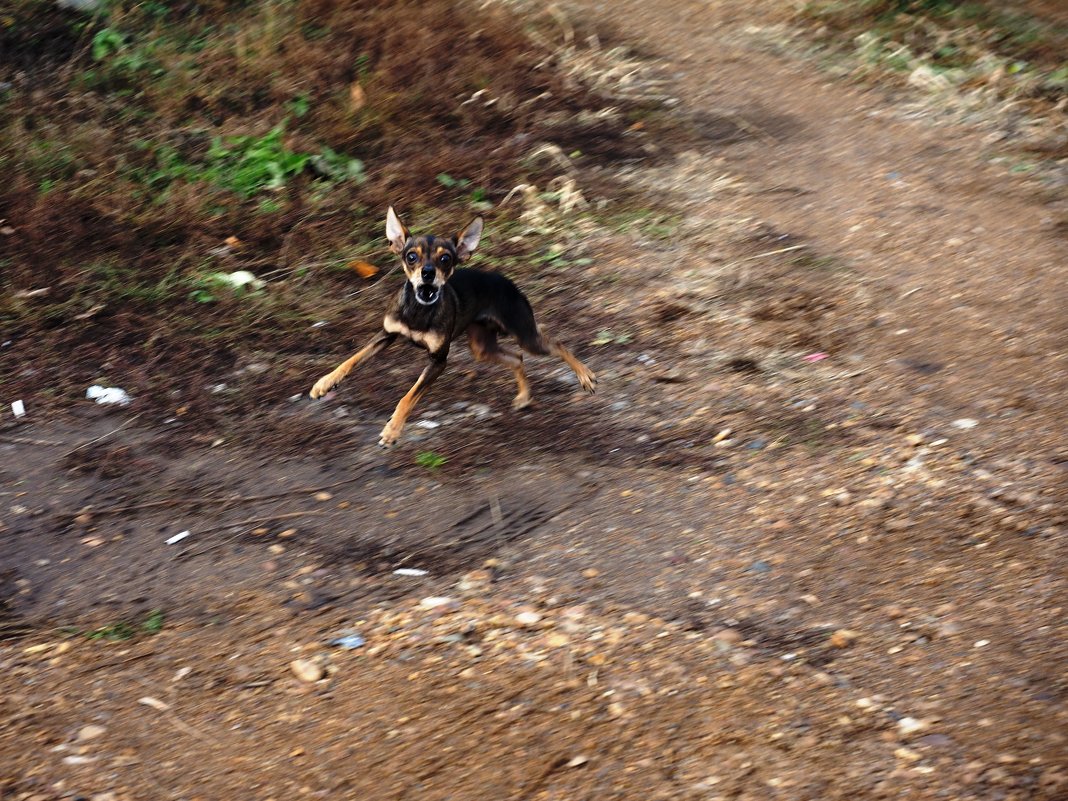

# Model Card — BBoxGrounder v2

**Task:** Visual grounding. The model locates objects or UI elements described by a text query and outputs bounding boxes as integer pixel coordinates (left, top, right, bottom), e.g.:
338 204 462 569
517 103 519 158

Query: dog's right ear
386 206 409 254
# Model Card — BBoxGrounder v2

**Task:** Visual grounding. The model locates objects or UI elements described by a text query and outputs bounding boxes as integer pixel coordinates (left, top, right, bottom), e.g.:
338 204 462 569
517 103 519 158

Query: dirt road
2 1 1065 799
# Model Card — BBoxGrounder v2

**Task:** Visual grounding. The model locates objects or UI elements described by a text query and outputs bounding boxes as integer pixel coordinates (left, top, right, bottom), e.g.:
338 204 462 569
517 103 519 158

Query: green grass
130 123 365 200
85 609 165 641
416 451 447 469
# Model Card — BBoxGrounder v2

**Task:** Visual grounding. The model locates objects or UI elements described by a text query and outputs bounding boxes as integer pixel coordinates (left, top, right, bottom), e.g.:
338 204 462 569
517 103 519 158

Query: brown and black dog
309 207 596 447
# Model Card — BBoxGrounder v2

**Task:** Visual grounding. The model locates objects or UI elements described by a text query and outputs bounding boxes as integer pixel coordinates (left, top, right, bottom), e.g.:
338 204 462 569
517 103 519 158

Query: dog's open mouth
415 284 440 305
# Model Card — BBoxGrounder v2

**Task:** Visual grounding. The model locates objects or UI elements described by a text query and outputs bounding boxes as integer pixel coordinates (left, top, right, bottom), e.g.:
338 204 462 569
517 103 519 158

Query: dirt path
2 1 1066 799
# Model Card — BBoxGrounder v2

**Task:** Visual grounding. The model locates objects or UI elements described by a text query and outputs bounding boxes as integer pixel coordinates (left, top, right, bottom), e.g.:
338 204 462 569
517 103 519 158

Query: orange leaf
349 82 367 112
224 235 242 249
349 260 380 278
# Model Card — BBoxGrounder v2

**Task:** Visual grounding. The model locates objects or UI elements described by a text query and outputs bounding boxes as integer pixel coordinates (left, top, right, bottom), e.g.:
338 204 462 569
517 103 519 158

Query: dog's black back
446 269 546 354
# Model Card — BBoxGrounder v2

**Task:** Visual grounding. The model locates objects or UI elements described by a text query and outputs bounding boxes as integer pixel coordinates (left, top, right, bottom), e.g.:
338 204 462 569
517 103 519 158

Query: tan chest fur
383 314 447 353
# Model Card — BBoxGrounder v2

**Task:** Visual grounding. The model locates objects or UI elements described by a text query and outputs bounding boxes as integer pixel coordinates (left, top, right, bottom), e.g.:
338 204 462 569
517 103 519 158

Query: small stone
313 492 333 502
278 528 297 538
713 428 733 444
829 629 860 648
63 755 97 765
917 733 953 748
711 628 743 646
546 632 570 648
894 746 922 762
905 433 924 447
951 418 978 430
936 620 962 638
581 568 600 579
566 755 589 768
74 512 93 526
289 658 325 683
516 610 542 627
897 717 929 737
883 604 907 619
456 570 492 595
77 724 107 741
268 544 285 554
420 596 457 611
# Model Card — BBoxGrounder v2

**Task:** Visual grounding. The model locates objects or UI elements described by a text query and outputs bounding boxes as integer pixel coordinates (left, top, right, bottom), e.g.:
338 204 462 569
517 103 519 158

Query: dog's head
385 206 483 306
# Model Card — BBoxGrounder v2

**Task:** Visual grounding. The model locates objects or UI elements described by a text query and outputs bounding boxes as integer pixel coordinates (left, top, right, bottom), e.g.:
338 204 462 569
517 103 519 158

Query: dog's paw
309 374 336 399
512 394 533 411
378 425 400 448
578 369 597 394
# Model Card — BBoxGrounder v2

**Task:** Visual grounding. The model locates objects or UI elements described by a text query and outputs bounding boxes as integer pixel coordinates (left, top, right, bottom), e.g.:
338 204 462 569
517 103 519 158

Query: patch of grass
415 451 447 469
85 609 165 641
142 608 165 633
131 124 364 199
86 620 136 641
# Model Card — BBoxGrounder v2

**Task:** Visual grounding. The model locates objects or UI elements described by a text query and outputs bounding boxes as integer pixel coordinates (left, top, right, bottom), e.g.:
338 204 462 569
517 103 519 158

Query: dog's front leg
379 354 447 448
310 331 396 399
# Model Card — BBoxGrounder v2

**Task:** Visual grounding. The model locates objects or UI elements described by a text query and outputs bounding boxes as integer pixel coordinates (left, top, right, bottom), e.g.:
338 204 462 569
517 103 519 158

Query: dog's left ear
454 216 483 262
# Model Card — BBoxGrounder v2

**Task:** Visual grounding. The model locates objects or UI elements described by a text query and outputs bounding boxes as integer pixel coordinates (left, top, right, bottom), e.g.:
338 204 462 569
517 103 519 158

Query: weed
85 608 165 640
87 621 136 641
142 609 165 633
592 328 633 345
416 451 447 469
92 28 126 61
204 125 309 197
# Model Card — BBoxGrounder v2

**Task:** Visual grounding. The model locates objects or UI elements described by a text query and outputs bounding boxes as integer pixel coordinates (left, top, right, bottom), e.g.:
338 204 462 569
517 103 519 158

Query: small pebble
711 628 743 646
516 610 542 627
897 717 929 737
420 596 457 611
830 629 860 648
289 658 325 683
77 724 107 741
314 491 333 502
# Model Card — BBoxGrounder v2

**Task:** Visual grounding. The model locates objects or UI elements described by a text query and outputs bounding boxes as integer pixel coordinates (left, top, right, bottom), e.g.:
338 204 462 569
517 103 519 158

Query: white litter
393 568 429 577
951 418 978 429
212 270 264 291
165 530 191 545
86 385 133 406
11 400 25 418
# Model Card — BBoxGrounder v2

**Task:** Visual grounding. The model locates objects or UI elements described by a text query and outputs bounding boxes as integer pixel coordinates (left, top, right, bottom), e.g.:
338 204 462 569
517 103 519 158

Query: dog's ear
455 216 483 262
385 206 409 254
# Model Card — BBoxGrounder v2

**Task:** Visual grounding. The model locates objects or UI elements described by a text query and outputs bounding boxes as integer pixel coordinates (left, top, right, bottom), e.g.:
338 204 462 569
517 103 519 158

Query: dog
309 207 596 447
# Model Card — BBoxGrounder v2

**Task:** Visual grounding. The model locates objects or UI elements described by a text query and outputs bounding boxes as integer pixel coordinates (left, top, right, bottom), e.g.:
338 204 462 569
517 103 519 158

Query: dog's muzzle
415 283 440 305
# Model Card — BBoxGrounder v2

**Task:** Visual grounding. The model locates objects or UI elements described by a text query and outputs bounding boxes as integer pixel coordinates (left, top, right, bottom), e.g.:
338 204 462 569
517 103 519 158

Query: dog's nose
420 265 435 283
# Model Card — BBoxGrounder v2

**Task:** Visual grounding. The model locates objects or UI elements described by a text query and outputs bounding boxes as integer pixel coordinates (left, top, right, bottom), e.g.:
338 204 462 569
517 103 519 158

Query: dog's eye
405 251 418 264
438 254 452 267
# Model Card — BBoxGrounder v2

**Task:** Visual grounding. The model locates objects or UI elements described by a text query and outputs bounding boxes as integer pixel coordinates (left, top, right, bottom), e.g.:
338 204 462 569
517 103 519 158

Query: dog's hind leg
517 329 596 394
468 322 532 409
310 332 396 399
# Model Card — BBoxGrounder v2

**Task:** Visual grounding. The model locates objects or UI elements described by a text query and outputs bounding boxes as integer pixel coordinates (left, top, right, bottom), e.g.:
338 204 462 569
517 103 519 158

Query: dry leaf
349 260 380 278
349 82 367 112
224 235 242 249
